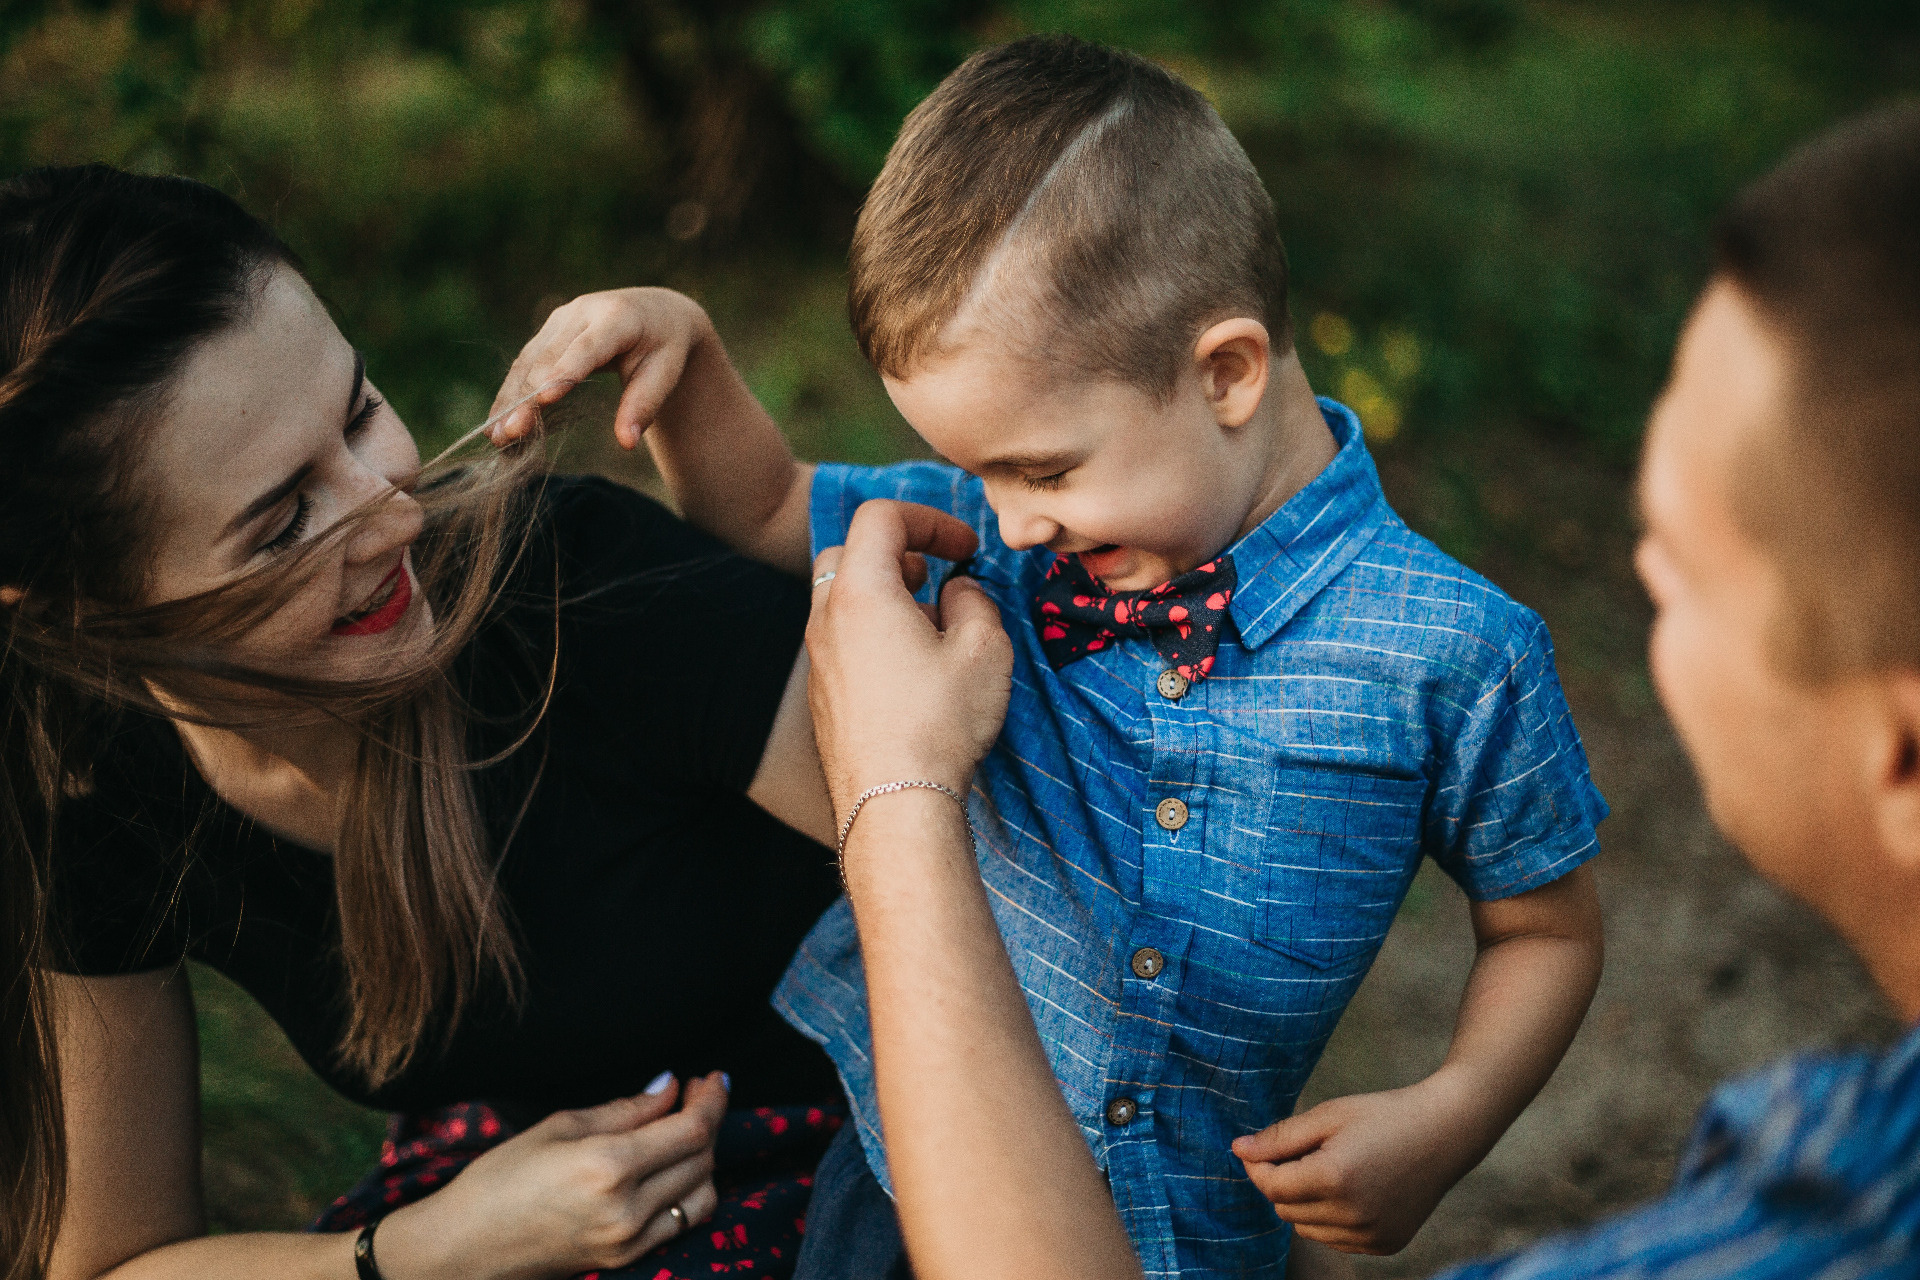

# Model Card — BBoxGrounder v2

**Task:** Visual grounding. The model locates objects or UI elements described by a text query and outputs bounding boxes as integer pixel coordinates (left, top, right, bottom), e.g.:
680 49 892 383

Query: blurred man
1431 98 1920 1279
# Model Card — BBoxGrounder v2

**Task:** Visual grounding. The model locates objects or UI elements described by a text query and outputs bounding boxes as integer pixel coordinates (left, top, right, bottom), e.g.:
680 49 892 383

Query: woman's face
139 263 430 685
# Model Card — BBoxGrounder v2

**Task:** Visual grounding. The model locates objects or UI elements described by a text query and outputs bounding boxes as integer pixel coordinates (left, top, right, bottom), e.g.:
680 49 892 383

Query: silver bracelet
836 779 968 857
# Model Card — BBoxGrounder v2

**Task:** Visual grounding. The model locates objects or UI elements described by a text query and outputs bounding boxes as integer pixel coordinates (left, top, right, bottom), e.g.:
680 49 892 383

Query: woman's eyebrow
224 464 313 541
220 351 365 542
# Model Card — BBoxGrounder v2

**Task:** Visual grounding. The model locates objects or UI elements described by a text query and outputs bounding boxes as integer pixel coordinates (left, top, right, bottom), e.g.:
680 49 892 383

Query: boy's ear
1871 670 1920 873
1193 318 1270 430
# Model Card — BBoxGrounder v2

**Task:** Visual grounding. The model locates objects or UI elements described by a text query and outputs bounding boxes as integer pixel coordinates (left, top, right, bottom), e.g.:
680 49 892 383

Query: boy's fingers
1241 1151 1338 1206
1232 1108 1337 1164
613 342 693 449
1291 1224 1376 1253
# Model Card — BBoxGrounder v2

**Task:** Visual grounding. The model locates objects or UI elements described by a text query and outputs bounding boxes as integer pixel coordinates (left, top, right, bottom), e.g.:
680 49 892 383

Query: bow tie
1032 552 1237 681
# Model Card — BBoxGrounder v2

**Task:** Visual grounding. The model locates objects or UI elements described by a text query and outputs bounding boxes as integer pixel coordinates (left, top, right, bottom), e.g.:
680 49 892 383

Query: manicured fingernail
644 1071 674 1095
720 1073 732 1093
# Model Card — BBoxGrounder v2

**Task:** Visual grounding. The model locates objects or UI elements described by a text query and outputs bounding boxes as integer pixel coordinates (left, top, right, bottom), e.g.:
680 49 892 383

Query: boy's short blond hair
848 34 1290 396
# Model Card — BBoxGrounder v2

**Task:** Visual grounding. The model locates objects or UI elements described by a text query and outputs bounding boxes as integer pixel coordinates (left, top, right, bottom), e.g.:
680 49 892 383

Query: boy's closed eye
1022 469 1071 492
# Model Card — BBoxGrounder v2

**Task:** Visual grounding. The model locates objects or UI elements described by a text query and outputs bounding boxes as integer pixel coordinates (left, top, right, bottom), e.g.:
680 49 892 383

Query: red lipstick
331 564 413 637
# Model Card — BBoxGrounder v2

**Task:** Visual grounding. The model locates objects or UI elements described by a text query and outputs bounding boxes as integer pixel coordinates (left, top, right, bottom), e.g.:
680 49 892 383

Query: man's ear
1193 318 1270 430
1873 670 1920 871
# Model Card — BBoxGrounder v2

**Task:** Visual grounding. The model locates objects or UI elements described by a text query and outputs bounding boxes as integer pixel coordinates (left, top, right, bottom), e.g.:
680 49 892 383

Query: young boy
494 34 1606 1278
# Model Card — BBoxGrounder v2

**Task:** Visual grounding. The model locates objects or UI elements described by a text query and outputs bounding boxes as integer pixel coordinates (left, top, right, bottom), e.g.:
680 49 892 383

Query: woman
2 165 843 1280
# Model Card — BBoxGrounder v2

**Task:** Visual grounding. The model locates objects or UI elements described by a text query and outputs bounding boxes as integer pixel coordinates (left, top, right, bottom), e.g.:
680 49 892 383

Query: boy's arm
488 287 814 577
1237 865 1603 1255
643 317 814 577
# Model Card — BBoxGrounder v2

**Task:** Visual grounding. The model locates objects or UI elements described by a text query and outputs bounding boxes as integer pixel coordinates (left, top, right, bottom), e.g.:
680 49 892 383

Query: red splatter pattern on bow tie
1033 552 1237 681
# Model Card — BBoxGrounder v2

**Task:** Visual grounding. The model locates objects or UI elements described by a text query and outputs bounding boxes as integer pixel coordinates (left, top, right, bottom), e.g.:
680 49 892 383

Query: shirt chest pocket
1254 767 1428 971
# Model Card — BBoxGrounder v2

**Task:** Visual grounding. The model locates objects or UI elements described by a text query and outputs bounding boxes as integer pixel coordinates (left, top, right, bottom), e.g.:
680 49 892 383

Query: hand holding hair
486 287 711 448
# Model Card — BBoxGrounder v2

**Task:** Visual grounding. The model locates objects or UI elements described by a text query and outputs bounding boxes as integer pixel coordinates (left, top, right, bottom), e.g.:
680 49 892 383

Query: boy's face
882 339 1270 593
1635 280 1882 923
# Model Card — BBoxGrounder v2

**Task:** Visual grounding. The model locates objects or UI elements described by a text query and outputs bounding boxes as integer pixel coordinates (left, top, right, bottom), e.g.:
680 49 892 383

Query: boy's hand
488 286 713 449
1233 1077 1481 1256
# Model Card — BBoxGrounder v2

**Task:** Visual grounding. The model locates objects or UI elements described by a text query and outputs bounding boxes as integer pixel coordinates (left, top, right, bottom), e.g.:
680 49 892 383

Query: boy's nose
996 504 1061 552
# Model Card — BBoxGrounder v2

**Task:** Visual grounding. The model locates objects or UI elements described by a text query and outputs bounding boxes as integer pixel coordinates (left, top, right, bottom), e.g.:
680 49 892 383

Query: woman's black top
49 476 843 1118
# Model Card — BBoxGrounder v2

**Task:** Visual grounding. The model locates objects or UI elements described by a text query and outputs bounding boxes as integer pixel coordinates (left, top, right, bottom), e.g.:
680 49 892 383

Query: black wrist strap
353 1221 385 1280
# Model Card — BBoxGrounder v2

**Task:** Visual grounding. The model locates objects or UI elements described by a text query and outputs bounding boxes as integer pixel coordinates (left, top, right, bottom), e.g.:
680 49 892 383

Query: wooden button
1156 669 1190 700
1154 797 1189 831
1130 947 1165 979
1105 1097 1138 1126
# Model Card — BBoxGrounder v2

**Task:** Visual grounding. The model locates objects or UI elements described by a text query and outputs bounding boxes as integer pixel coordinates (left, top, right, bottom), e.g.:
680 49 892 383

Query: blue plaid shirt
1437 1021 1920 1279
774 400 1607 1277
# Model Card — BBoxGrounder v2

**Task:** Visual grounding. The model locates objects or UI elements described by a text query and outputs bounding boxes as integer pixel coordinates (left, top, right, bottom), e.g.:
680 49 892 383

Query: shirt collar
1225 398 1393 650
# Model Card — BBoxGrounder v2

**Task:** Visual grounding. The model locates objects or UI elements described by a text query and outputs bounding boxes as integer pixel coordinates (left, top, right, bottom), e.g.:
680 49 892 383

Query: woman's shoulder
536 473 727 576
48 711 209 973
525 472 806 616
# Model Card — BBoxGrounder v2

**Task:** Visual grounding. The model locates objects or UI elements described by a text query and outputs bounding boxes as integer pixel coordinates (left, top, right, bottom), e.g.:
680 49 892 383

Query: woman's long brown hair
1 166 549 1277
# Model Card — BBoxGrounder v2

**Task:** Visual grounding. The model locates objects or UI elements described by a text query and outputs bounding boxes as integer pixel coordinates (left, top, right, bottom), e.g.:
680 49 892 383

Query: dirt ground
1284 426 1902 1278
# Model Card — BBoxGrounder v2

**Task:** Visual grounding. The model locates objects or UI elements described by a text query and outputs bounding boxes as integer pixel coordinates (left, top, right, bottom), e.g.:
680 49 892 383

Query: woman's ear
1193 318 1271 430
0 585 23 608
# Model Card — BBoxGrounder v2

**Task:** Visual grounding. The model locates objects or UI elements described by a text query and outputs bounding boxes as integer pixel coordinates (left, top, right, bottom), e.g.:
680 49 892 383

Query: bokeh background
5 0 1916 1272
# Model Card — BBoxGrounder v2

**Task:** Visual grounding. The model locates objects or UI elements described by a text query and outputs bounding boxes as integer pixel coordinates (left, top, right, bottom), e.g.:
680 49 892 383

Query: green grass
192 964 387 1232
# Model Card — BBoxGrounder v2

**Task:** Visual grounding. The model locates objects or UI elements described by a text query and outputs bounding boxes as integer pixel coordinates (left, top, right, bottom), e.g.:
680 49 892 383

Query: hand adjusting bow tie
1033 552 1237 681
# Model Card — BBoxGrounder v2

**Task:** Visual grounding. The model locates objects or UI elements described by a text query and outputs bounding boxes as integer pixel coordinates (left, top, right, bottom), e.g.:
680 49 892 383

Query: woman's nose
341 462 425 567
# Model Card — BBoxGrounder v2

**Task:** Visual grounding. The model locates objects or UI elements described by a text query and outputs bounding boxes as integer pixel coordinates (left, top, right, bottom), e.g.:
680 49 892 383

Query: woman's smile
332 561 412 636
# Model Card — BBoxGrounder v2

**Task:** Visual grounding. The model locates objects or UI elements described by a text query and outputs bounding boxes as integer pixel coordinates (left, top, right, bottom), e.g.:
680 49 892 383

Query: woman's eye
259 494 310 555
346 392 385 438
1023 470 1069 492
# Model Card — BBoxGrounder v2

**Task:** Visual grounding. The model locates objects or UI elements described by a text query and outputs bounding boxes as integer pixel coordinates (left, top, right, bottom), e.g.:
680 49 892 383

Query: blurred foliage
191 963 386 1230
3 0 1914 462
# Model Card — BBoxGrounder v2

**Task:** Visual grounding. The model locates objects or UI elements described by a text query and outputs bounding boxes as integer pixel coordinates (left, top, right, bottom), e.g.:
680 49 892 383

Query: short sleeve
1424 612 1607 900
526 475 813 794
46 718 202 976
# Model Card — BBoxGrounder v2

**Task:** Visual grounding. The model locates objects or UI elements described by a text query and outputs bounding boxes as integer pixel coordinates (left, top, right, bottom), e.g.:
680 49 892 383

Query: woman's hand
487 287 712 449
805 499 1013 813
375 1073 728 1280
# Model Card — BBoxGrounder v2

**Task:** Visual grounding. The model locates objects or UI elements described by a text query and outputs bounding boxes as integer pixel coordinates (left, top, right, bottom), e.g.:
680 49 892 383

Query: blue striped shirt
1437 1021 1920 1279
774 400 1607 1276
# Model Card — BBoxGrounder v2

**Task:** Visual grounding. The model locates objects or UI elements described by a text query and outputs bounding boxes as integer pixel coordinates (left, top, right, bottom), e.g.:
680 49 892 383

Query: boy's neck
1231 352 1339 544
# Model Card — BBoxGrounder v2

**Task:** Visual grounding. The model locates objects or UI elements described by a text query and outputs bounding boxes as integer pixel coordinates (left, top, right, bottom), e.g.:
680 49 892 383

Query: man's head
1637 102 1920 998
850 35 1301 591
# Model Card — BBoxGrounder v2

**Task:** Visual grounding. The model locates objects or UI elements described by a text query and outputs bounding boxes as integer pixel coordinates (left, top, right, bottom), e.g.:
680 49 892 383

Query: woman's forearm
83 1192 479 1280
645 319 814 577
843 788 1143 1280
88 1232 360 1280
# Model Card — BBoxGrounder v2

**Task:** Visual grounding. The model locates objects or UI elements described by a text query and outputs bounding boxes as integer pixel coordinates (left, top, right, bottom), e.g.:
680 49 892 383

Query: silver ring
666 1202 688 1232
811 571 837 588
